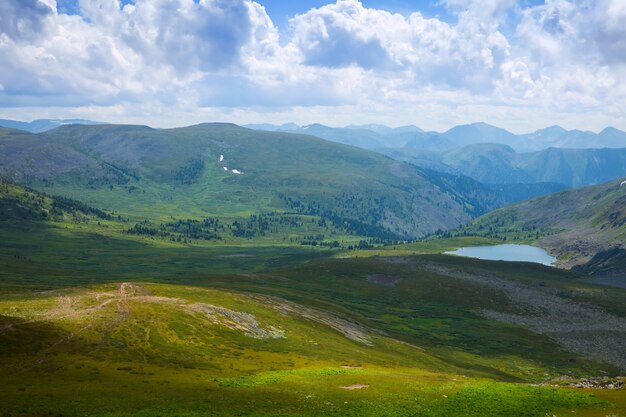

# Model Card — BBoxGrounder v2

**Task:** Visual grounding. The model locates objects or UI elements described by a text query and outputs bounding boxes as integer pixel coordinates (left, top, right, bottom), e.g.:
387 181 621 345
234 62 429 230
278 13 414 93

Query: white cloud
0 0 625 132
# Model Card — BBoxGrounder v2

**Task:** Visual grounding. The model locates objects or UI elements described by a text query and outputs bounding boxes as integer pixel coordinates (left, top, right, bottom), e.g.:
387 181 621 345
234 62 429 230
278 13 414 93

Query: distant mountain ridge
0 118 103 133
4 118 624 151
384 143 626 188
245 122 626 152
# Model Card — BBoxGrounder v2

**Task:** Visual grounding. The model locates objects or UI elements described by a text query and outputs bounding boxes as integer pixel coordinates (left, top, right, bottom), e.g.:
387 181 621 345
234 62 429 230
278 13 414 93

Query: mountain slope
246 123 445 150
0 127 112 183
462 178 626 273
0 124 504 239
385 143 626 187
441 123 519 148
520 126 626 151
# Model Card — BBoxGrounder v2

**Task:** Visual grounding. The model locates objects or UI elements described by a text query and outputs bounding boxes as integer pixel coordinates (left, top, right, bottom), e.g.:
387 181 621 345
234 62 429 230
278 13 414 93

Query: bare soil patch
340 384 369 390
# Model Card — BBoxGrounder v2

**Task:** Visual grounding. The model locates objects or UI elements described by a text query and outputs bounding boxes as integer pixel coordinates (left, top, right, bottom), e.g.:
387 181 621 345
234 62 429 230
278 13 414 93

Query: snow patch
231 169 243 175
621 180 626 187
219 154 224 162
223 167 228 171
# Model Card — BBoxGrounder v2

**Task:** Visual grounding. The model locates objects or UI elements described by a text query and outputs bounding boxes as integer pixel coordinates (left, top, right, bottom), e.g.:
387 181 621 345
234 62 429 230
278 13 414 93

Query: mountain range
2 120 626 417
3 119 624 152
385 143 626 188
0 124 513 240
246 122 626 152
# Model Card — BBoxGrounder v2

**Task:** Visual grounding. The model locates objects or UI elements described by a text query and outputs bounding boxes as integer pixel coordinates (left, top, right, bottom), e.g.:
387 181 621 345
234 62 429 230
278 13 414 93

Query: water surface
445 244 556 266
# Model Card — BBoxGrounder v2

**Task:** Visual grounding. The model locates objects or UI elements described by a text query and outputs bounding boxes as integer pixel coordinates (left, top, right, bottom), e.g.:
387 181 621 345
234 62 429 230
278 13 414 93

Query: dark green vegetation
0 180 625 416
459 178 626 280
0 124 512 240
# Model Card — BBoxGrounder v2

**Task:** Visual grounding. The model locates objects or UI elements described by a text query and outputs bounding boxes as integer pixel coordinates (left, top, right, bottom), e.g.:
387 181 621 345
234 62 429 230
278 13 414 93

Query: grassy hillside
0 124 506 239
1 209 625 416
1 126 625 416
458 178 626 273
3 282 622 417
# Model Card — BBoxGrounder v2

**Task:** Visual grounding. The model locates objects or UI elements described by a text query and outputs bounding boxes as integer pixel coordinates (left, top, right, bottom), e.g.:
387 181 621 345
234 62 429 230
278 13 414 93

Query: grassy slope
458 178 626 269
1 124 505 238
1 216 625 416
0 158 624 416
1 284 614 417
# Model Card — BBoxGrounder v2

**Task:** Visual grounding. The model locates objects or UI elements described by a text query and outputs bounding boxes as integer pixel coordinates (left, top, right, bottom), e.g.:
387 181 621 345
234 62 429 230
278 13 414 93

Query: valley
0 123 625 416
1 214 626 416
3 1 626 415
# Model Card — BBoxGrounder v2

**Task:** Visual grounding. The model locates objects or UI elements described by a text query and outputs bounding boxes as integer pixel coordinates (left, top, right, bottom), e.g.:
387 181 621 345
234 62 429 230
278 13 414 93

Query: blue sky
55 1 453 23
263 0 452 28
1 0 624 133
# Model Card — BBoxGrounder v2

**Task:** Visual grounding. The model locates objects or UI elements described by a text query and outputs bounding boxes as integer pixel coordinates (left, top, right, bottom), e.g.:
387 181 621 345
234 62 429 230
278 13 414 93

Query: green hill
460 178 626 275
0 123 505 240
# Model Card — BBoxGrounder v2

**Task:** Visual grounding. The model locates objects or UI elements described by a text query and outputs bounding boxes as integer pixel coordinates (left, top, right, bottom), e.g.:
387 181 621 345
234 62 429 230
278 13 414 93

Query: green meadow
1 214 625 416
0 176 624 417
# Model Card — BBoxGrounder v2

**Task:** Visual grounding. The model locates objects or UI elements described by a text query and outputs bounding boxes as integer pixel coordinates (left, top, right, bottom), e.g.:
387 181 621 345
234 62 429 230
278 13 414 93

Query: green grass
0 282 621 417
0 181 625 416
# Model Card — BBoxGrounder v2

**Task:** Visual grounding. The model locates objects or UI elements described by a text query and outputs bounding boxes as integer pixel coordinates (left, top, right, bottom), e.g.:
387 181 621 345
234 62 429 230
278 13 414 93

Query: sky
0 0 625 133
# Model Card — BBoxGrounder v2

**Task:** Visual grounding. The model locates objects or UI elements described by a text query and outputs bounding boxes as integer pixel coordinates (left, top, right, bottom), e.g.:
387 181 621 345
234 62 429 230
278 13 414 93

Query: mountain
298 123 389 148
245 123 442 150
441 123 626 151
520 126 626 151
0 177 111 221
384 143 626 187
0 128 108 183
242 122 300 131
440 122 519 148
247 122 626 153
2 128 626 416
0 118 103 133
345 124 424 134
462 178 626 276
0 123 507 239
521 148 626 187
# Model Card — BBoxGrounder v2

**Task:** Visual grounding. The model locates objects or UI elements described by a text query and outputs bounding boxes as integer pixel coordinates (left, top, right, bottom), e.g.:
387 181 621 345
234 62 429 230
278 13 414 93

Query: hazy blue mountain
297 124 388 148
440 122 519 148
344 124 424 134
245 123 445 150
384 143 626 187
519 126 626 151
521 148 626 187
247 121 626 152
242 122 299 131
0 118 103 133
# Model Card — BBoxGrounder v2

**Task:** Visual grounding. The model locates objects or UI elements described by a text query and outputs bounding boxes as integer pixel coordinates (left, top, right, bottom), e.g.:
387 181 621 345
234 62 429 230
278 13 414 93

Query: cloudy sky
1 0 625 132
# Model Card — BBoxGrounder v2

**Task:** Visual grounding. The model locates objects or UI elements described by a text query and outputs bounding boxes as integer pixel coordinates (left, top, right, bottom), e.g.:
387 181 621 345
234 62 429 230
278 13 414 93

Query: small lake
444 244 556 266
